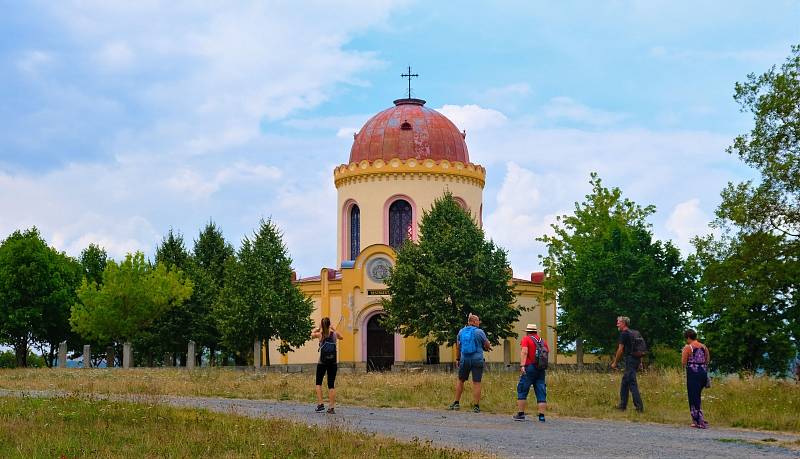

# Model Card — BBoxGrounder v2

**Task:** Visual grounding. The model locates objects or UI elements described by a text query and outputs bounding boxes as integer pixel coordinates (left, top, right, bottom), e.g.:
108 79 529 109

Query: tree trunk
14 340 27 368
576 337 584 370
264 339 270 366
209 345 216 367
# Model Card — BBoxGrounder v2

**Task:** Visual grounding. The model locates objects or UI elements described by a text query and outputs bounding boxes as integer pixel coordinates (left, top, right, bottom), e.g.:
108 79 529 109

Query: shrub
649 344 682 369
0 351 46 368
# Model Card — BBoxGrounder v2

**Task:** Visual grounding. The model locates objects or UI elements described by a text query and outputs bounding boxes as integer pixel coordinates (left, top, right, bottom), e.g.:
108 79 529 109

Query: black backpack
319 333 337 364
629 329 648 358
533 335 549 370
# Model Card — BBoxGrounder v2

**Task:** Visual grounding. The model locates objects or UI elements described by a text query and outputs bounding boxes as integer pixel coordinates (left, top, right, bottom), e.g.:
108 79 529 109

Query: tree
214 219 313 364
382 193 518 346
70 252 193 345
539 174 696 359
192 221 234 364
0 228 82 367
80 244 107 286
135 229 194 364
693 45 800 373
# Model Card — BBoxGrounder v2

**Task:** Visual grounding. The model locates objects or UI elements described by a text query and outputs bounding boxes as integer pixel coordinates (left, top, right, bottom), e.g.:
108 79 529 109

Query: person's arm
519 339 528 374
681 345 691 367
310 328 321 339
611 343 624 369
481 331 491 352
702 344 710 364
455 340 460 362
336 331 344 341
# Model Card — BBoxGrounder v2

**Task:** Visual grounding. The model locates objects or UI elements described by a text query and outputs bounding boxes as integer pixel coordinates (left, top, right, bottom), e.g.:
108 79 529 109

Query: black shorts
316 363 338 389
457 357 484 383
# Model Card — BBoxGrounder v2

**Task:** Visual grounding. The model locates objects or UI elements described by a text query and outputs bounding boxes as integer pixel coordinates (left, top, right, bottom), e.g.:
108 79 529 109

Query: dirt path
2 389 797 458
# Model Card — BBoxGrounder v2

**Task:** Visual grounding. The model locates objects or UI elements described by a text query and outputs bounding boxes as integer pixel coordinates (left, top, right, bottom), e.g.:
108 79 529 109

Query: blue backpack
459 326 478 355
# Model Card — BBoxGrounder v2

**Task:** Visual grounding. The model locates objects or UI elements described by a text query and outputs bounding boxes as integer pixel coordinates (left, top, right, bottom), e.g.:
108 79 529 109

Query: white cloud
94 41 135 71
16 50 52 75
436 104 508 132
541 97 628 126
666 198 714 253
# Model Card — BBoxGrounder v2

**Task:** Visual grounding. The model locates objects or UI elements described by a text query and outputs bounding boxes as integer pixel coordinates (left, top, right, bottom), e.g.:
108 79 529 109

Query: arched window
389 199 413 249
349 204 360 260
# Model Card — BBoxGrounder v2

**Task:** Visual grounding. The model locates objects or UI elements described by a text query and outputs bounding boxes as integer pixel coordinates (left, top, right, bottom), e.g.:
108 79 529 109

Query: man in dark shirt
610 316 643 412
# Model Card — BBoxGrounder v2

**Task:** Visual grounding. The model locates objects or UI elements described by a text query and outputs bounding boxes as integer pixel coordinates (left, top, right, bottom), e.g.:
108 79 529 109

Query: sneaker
512 413 526 422
326 407 335 414
615 405 626 411
315 404 325 413
635 407 644 413
472 404 480 413
538 413 546 423
448 401 460 411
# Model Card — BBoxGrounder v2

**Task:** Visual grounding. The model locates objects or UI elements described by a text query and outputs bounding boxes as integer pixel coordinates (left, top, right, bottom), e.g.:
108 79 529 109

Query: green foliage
214 219 313 356
190 221 234 352
135 229 195 358
694 45 800 374
70 252 193 343
382 192 517 346
0 350 45 368
539 174 697 355
0 227 83 367
79 244 107 286
648 344 682 370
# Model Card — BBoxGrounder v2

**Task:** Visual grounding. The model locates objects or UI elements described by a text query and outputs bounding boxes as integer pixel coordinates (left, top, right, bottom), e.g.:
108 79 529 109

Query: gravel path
2 389 798 458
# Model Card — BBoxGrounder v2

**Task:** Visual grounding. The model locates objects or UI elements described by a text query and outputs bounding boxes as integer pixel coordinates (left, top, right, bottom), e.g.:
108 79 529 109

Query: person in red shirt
513 323 549 422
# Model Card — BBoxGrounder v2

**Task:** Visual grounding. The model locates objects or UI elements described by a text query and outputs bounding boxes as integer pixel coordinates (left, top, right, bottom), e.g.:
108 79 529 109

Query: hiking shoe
326 407 335 414
512 413 526 422
472 404 480 413
635 407 644 413
315 404 325 413
448 401 460 411
538 413 546 423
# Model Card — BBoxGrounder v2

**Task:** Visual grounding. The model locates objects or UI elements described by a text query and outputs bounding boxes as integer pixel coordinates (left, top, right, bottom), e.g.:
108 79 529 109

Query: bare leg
454 379 465 402
537 401 546 414
329 388 336 409
315 385 323 405
517 399 527 413
473 382 482 405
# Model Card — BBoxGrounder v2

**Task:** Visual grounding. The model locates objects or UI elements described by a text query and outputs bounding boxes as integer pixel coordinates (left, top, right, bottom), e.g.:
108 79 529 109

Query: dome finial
401 66 419 99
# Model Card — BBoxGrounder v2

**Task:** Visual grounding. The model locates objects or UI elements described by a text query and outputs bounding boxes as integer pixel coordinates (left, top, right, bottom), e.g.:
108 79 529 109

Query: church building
267 95 557 370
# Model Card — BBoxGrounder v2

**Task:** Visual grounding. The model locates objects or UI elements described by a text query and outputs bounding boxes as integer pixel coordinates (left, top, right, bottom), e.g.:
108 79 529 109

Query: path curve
2 389 797 458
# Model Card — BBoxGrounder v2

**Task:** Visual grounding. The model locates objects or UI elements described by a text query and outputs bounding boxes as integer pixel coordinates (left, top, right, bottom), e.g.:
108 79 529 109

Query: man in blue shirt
448 313 491 413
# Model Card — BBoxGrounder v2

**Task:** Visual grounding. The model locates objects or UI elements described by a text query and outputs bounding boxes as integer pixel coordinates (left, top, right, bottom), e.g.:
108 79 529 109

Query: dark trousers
687 368 707 425
619 355 643 410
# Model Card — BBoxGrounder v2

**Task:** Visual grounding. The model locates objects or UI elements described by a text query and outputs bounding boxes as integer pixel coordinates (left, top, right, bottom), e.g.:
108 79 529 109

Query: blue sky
1 1 799 278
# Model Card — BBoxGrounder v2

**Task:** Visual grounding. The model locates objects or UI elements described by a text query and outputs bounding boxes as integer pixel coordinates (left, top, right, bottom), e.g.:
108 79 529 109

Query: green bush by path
0 396 469 458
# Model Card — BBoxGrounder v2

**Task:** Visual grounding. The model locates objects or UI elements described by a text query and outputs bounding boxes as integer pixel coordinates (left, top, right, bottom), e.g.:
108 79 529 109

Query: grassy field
1 367 798 433
0 395 469 458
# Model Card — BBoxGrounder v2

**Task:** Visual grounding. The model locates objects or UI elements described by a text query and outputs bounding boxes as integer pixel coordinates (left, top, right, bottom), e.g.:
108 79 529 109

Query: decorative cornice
334 158 486 189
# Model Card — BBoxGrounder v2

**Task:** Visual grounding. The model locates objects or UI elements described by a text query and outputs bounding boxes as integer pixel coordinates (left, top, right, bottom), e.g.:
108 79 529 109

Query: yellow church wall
335 164 484 266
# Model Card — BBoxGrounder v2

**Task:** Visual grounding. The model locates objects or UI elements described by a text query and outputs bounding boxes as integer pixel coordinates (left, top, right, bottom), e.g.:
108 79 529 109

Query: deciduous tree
214 219 312 364
382 193 518 346
539 174 696 359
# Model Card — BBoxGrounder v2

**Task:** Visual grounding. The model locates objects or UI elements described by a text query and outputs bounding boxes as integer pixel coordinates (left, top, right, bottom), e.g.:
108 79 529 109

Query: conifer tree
214 219 313 364
382 193 518 346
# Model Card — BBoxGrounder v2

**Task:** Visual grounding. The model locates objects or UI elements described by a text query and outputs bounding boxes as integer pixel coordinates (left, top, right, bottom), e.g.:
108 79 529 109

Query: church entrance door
366 314 394 371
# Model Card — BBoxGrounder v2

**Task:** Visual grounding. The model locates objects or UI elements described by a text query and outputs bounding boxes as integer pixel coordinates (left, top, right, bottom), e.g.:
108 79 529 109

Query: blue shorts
517 364 546 403
458 357 484 383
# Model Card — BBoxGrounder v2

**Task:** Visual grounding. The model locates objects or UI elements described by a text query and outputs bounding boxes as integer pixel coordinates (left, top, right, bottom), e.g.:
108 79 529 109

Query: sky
1 1 799 279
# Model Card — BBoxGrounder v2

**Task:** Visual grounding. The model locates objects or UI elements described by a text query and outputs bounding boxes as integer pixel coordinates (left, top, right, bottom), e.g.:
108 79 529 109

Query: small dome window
400 121 412 130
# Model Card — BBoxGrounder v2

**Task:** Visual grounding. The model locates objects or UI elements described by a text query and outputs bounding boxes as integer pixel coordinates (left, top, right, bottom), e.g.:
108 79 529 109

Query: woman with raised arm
682 329 710 429
311 317 344 414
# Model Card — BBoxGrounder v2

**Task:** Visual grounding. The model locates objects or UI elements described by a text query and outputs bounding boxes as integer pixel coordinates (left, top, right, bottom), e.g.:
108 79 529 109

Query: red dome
349 99 469 164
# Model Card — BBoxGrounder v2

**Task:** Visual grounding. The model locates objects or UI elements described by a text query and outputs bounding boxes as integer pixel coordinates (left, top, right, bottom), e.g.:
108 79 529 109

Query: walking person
311 317 343 414
682 329 710 428
514 324 549 422
448 313 491 413
610 316 644 412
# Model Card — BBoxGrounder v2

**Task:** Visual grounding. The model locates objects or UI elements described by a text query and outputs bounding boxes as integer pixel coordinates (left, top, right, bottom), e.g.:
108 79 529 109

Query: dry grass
0 395 470 458
1 367 798 432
